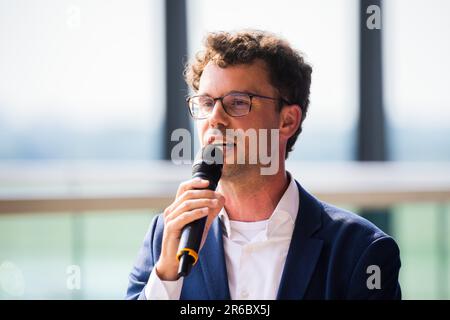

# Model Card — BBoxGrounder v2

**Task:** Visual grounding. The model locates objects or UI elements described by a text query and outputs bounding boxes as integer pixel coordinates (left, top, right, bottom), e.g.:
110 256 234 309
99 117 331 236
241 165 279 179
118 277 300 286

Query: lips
206 136 236 147
211 142 236 149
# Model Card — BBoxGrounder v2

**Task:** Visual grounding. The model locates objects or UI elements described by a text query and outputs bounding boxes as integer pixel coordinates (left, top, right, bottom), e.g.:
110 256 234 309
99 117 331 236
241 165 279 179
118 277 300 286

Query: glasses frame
186 91 290 120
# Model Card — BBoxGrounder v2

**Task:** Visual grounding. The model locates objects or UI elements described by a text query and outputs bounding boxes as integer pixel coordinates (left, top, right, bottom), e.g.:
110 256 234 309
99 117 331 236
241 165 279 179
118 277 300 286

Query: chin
221 163 243 179
221 162 262 181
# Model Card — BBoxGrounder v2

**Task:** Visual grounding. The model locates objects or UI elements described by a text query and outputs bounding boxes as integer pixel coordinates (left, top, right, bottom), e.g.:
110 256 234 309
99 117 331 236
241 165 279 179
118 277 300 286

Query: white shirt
145 174 299 300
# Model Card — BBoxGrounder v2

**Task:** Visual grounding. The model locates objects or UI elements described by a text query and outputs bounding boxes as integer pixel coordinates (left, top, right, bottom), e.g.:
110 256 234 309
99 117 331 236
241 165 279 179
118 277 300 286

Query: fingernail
212 199 218 206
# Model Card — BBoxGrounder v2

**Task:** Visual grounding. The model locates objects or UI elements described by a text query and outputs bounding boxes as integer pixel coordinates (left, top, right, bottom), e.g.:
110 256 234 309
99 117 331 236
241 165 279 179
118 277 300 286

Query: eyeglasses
186 92 289 120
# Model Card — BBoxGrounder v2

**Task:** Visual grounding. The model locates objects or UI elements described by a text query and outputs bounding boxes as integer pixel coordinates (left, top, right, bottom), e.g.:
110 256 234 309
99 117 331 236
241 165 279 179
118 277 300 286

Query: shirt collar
219 172 299 241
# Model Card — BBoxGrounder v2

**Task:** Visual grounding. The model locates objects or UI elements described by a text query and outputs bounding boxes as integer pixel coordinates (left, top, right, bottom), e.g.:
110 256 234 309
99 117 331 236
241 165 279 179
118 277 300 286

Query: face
196 59 284 179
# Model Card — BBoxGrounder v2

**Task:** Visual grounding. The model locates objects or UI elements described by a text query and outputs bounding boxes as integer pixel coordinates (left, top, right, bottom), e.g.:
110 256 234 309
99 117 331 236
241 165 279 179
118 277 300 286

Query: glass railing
1 161 449 299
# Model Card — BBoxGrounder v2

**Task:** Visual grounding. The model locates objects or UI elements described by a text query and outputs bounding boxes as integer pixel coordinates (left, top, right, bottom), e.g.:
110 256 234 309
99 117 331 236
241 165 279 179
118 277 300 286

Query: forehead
198 59 275 96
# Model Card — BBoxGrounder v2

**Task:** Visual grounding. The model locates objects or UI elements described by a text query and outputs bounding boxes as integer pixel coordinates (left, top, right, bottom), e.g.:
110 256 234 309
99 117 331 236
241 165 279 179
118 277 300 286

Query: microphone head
192 145 223 189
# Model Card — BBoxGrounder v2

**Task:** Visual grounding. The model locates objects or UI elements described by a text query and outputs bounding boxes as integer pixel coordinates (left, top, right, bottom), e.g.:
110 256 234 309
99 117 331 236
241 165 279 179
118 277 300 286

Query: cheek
249 111 279 130
196 120 208 141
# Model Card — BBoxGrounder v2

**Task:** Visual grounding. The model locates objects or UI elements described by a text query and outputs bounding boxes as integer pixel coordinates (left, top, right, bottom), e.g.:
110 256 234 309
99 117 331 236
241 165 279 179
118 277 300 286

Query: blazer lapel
198 217 231 299
277 181 324 300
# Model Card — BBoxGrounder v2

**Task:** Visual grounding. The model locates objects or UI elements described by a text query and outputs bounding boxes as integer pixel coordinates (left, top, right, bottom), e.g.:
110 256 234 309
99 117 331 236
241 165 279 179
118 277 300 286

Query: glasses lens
223 93 251 116
190 96 214 119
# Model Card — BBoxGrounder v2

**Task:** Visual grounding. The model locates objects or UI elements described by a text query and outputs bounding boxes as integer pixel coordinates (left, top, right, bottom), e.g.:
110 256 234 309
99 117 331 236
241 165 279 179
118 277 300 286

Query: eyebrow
196 89 263 97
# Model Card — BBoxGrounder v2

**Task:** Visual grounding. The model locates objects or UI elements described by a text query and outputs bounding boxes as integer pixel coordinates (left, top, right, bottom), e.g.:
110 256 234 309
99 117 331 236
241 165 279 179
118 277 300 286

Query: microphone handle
176 173 218 278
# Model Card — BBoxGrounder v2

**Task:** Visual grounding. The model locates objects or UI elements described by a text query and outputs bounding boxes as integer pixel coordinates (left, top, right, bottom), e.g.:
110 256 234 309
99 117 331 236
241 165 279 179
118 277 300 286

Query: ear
279 104 302 140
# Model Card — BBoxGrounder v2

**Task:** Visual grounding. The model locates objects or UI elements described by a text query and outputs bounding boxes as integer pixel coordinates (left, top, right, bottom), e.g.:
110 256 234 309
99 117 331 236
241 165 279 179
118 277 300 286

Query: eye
197 97 214 107
202 101 214 108
232 99 247 106
230 97 250 109
224 93 248 104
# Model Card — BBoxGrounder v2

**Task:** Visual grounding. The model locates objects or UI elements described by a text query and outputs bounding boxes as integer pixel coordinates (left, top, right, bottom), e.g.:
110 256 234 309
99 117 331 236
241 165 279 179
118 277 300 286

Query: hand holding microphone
155 145 224 281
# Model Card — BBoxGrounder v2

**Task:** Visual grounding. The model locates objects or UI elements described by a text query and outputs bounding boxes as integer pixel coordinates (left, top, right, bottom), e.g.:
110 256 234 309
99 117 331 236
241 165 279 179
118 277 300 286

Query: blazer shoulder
149 213 165 253
318 202 401 296
318 201 395 247
125 213 163 300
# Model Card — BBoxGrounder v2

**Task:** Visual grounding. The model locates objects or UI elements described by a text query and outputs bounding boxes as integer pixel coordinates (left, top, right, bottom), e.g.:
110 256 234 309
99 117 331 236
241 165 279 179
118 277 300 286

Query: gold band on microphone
176 248 199 265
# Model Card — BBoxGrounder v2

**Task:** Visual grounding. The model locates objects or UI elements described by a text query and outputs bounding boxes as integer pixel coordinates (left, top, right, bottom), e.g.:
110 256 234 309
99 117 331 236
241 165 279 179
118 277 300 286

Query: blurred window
0 0 165 160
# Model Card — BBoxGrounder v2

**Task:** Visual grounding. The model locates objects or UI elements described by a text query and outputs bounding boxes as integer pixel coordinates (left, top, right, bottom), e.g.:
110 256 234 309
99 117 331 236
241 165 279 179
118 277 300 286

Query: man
126 30 401 300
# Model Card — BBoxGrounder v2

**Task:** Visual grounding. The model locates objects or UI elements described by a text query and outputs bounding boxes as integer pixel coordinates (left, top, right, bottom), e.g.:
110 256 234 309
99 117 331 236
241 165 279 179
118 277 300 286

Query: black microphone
176 144 223 279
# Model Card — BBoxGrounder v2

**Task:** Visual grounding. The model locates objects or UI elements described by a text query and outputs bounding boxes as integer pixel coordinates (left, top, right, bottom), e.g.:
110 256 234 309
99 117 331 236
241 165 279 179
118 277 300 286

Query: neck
218 164 289 222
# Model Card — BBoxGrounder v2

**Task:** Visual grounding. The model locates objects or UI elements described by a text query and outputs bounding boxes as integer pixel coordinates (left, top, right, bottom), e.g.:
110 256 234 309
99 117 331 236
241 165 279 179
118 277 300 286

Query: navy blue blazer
126 180 401 300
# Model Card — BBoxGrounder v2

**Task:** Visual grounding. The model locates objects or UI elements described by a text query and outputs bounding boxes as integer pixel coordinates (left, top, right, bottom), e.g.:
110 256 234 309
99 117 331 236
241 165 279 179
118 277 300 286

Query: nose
208 99 230 128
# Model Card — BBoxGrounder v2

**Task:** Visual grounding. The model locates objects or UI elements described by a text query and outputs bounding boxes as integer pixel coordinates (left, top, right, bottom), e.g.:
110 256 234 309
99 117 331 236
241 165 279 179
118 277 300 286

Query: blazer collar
198 217 231 299
198 180 323 300
276 180 324 299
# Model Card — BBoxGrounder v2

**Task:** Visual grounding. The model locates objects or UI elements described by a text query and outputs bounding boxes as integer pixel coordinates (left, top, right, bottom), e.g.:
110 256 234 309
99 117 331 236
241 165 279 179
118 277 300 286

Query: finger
165 207 210 234
176 178 210 198
166 197 220 222
165 189 218 216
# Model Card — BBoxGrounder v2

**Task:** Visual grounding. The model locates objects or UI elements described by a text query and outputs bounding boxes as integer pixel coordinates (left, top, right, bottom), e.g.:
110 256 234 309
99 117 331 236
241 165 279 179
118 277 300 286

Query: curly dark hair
184 29 312 159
